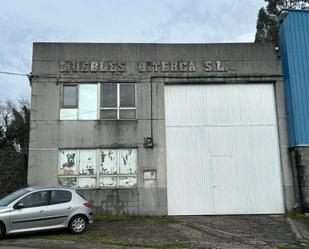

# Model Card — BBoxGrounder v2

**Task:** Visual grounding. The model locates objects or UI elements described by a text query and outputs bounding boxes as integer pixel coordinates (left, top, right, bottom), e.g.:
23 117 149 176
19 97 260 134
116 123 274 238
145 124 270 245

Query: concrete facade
29 42 296 215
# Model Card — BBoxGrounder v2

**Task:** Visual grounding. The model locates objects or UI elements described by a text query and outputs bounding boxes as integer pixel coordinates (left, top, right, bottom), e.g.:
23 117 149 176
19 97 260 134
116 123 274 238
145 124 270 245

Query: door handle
39 210 45 213
67 206 72 210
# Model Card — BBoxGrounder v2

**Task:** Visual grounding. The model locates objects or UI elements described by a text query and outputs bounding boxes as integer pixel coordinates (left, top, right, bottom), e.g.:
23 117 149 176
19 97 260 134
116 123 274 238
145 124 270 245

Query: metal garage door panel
166 127 214 215
165 84 277 127
209 126 284 214
165 84 284 215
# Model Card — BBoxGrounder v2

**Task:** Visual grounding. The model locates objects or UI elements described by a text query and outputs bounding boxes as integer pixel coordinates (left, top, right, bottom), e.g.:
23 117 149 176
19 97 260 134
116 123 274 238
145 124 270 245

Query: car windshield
0 189 30 206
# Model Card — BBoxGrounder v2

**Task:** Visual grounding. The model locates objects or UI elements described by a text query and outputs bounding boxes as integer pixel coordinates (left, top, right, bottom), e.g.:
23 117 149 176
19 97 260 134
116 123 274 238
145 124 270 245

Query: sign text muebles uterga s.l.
59 60 231 73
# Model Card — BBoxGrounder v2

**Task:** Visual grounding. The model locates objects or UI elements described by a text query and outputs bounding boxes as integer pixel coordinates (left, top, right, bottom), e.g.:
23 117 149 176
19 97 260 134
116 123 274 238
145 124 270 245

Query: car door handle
39 210 45 213
67 207 72 210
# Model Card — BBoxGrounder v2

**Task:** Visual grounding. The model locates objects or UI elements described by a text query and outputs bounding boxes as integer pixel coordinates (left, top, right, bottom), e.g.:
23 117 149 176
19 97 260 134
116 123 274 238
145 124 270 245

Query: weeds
286 208 307 220
93 211 174 222
277 246 304 249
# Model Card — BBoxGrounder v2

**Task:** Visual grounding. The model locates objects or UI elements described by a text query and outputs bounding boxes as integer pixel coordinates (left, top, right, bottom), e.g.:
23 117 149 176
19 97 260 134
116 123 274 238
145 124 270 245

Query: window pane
20 191 49 208
50 190 72 205
79 84 97 120
0 189 30 206
120 84 135 107
100 110 117 119
119 109 136 119
60 109 78 120
79 150 96 175
101 83 117 107
63 85 77 106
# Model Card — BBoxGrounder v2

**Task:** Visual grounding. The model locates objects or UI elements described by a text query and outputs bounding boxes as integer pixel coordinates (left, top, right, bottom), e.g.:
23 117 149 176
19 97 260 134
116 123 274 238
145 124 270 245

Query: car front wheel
69 215 87 234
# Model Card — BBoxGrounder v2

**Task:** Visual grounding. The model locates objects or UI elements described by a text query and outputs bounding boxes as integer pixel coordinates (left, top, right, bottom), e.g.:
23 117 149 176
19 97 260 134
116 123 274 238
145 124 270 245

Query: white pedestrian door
165 84 284 215
212 155 237 214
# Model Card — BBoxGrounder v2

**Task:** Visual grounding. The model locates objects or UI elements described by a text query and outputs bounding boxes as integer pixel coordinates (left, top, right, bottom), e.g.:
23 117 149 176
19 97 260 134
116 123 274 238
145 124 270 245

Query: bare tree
0 100 30 197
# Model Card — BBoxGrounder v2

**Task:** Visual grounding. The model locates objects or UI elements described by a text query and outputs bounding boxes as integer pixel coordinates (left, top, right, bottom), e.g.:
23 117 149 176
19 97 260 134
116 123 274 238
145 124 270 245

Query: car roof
24 186 75 192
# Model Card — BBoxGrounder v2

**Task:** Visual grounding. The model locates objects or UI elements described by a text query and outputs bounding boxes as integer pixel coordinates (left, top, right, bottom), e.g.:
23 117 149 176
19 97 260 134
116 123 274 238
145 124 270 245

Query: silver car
0 187 93 239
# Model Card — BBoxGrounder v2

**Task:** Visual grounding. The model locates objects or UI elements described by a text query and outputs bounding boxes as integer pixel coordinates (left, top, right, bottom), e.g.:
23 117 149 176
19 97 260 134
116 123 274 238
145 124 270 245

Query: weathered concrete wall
290 147 309 212
78 188 167 215
275 80 296 211
28 42 295 215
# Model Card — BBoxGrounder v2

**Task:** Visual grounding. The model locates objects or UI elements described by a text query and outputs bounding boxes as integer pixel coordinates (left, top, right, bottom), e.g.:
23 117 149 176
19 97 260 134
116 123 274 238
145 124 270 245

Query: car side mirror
14 202 25 209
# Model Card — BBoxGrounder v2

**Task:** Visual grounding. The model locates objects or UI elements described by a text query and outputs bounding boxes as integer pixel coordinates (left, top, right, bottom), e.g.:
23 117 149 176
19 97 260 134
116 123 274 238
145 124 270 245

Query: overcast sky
0 0 264 102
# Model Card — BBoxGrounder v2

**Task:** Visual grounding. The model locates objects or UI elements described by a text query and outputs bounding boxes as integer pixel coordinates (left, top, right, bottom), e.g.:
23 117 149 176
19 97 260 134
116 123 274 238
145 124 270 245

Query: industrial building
28 10 309 215
278 9 309 212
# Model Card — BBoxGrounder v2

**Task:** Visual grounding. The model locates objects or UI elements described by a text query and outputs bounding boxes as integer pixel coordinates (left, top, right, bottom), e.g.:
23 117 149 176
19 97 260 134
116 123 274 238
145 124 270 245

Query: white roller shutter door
165 84 284 215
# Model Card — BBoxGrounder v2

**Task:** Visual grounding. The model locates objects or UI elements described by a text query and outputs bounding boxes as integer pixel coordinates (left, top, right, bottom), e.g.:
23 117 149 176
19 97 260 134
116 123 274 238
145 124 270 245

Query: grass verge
286 208 308 220
93 211 175 222
276 246 306 249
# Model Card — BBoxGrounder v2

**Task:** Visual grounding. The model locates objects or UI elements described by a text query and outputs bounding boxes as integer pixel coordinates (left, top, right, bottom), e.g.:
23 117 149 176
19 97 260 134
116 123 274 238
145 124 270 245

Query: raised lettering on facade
59 60 230 73
59 61 127 73
137 61 197 73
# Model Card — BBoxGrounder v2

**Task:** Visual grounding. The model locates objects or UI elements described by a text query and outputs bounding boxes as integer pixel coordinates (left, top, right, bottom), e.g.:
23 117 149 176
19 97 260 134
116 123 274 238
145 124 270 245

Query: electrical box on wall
143 170 156 188
143 170 156 180
144 137 153 148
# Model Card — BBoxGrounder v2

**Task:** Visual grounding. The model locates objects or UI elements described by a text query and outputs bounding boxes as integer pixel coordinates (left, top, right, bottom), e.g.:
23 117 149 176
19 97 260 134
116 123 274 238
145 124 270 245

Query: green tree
255 0 309 42
0 100 30 197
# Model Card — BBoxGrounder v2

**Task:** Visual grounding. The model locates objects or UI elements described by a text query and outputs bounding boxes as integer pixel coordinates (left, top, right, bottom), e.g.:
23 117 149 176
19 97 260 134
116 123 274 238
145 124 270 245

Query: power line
0 71 29 77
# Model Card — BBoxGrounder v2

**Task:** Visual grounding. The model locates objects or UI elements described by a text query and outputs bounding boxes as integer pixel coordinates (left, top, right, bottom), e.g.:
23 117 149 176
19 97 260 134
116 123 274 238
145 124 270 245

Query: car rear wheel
0 223 5 240
69 215 87 234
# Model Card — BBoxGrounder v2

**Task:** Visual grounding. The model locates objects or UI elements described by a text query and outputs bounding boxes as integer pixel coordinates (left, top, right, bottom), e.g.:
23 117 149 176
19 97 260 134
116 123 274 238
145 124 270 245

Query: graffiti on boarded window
119 149 137 174
79 150 96 175
100 149 117 174
59 150 77 175
58 149 137 189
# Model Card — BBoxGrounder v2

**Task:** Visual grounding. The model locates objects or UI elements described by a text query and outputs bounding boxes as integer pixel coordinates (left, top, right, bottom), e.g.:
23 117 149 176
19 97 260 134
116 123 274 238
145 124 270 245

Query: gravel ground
0 215 305 249
176 215 304 248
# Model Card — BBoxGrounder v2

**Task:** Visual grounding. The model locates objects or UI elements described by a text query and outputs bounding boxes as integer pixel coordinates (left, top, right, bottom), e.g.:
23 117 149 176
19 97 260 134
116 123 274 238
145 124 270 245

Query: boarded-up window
58 177 77 188
79 150 96 175
99 176 118 188
119 149 137 174
59 150 77 175
58 149 137 189
100 149 117 174
78 177 97 189
119 176 137 187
